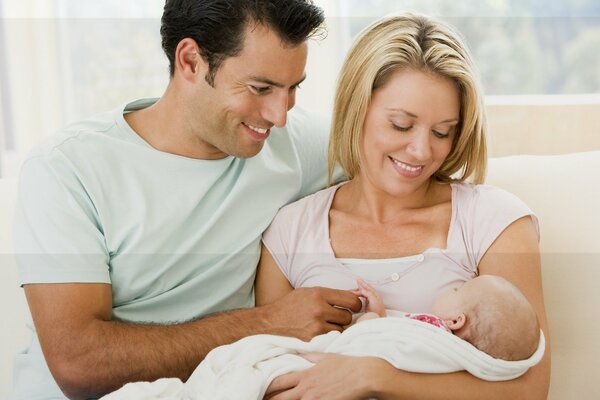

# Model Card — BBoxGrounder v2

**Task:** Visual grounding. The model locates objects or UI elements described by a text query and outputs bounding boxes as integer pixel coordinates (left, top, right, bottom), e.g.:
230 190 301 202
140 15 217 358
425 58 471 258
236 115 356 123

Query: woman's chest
329 204 452 258
293 254 474 314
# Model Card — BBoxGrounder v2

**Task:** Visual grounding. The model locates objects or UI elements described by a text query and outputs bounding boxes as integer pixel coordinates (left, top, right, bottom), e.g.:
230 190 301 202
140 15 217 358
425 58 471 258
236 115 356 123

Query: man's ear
174 38 208 82
445 313 466 331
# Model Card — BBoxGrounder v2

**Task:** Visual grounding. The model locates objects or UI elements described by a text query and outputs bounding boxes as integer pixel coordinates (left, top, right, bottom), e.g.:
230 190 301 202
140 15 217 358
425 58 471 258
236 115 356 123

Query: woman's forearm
372 351 550 400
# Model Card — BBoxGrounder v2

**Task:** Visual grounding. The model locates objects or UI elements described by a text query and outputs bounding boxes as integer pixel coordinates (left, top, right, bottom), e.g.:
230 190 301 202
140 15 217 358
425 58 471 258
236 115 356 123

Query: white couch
1 151 599 399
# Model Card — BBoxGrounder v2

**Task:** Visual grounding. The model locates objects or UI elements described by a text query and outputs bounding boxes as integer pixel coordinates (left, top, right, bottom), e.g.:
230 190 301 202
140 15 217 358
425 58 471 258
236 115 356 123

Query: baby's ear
445 313 466 330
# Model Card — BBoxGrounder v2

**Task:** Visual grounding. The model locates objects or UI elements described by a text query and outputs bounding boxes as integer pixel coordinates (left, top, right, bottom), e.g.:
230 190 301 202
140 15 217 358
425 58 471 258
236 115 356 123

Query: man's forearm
28 284 359 399
54 306 270 399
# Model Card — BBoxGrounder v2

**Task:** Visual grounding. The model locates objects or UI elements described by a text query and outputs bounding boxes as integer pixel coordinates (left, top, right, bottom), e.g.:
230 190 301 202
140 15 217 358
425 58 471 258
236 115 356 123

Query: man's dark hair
160 0 325 85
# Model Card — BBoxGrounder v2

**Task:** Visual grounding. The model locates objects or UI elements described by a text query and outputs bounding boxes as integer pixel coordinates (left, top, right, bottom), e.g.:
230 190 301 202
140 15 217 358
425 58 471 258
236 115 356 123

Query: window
0 0 167 177
313 0 600 95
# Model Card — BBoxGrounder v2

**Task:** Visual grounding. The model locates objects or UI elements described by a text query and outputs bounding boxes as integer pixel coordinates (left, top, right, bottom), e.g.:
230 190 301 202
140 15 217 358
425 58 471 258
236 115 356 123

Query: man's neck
123 84 228 160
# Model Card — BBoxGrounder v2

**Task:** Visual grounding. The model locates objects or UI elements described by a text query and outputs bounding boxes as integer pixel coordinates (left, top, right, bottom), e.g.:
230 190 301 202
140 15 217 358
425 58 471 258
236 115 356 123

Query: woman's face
358 68 460 197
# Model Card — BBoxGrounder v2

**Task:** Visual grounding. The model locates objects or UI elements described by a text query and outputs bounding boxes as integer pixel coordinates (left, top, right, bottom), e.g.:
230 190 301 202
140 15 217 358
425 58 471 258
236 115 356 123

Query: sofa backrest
487 151 600 400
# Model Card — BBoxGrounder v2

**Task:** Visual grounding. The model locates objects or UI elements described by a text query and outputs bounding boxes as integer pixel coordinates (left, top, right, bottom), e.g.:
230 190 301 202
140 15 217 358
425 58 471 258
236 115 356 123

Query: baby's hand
351 279 386 317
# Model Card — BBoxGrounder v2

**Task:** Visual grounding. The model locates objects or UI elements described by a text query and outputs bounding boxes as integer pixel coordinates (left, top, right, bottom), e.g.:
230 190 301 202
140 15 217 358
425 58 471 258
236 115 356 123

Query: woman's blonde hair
328 13 487 185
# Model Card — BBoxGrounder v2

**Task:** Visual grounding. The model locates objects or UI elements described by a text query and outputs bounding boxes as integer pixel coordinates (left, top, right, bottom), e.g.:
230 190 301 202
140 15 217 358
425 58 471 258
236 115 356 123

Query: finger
357 278 377 293
301 352 327 363
358 287 375 301
266 371 301 396
326 307 354 327
355 287 376 304
268 386 301 400
321 288 362 312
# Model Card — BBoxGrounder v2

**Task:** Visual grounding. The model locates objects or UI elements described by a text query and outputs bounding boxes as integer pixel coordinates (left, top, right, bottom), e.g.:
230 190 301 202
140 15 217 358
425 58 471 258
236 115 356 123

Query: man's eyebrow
248 74 306 88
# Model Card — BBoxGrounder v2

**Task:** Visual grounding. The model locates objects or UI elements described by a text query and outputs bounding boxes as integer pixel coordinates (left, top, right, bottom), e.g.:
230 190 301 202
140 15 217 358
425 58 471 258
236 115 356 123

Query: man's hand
261 287 362 341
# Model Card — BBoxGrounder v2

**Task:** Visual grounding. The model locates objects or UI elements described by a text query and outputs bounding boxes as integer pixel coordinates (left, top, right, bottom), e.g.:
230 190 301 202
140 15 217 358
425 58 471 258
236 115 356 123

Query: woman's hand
265 353 388 400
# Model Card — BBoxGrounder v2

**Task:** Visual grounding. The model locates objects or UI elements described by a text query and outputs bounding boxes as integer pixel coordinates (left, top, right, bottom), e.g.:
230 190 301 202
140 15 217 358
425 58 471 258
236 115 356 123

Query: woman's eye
393 124 411 132
433 130 450 138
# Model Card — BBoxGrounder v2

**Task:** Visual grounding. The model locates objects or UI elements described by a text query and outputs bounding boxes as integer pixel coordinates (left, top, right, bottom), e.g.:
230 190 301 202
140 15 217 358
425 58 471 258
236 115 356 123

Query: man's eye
249 85 271 94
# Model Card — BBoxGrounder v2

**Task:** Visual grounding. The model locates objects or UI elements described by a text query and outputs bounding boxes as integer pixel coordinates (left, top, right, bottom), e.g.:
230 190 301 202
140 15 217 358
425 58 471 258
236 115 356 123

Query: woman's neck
338 177 446 224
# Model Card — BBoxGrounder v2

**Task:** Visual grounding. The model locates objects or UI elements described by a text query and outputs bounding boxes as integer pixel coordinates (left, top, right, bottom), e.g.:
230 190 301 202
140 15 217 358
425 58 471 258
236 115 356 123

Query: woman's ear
445 313 466 331
174 38 208 82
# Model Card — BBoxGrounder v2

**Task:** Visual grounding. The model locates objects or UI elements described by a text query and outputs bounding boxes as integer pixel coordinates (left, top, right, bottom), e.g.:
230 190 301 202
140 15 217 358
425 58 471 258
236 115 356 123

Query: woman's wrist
362 357 401 398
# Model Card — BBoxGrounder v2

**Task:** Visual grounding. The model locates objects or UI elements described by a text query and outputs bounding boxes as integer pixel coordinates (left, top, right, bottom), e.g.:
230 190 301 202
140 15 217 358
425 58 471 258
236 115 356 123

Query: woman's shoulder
263 182 342 252
450 181 538 239
274 182 344 221
448 182 540 265
451 182 530 210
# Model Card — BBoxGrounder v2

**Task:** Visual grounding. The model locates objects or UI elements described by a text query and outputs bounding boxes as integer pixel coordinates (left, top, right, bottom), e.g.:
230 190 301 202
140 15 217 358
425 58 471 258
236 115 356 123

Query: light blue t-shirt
11 99 331 399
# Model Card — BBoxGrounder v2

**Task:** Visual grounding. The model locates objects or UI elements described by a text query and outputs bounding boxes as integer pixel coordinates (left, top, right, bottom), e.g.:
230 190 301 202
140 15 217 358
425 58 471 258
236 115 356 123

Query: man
11 1 360 399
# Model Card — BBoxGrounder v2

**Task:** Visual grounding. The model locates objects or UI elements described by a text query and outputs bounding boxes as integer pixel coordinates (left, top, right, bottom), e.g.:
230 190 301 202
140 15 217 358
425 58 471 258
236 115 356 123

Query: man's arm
27 278 360 399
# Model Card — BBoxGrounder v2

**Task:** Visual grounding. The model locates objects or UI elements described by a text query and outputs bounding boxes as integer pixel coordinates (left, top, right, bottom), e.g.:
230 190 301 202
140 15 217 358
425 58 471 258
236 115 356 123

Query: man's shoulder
23 99 160 166
25 107 123 161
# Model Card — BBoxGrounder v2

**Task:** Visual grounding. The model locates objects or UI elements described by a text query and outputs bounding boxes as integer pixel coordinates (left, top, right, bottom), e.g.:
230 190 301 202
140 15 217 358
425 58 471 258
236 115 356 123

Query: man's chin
231 142 265 159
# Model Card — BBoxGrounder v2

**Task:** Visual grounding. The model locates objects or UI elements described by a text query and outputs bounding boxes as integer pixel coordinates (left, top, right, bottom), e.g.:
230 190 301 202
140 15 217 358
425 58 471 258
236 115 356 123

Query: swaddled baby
355 274 540 361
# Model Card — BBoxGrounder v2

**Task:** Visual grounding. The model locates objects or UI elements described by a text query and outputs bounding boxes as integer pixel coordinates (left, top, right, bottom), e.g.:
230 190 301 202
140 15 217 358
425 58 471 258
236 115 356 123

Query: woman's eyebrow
386 108 458 124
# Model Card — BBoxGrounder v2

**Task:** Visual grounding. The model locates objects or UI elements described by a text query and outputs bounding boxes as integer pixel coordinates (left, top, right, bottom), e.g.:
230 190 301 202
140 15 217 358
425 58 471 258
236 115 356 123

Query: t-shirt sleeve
261 203 297 284
14 153 111 285
465 185 540 266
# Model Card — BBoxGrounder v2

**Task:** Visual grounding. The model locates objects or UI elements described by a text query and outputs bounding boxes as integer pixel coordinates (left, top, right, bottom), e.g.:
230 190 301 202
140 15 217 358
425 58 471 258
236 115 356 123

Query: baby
354 275 541 361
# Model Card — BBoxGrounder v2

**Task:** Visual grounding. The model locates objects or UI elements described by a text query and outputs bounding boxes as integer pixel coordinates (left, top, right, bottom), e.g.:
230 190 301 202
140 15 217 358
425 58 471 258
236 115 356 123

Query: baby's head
432 275 540 361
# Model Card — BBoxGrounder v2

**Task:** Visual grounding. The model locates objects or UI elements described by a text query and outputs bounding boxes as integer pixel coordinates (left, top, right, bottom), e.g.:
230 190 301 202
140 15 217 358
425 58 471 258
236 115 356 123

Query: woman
256 12 550 399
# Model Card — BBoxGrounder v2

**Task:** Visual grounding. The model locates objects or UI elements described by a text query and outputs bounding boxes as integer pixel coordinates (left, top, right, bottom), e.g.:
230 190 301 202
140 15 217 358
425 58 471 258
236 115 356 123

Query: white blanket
102 316 545 400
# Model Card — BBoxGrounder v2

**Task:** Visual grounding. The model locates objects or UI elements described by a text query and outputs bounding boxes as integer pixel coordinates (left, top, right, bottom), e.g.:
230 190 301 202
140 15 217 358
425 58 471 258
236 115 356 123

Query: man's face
188 24 308 159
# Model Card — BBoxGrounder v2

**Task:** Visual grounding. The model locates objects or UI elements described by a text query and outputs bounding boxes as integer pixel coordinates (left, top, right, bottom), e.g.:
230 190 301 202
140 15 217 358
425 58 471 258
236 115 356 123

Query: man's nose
262 92 293 128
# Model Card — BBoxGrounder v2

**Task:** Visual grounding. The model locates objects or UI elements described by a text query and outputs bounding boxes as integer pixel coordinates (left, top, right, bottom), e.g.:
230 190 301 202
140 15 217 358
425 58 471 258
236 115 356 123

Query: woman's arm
266 216 551 400
255 243 295 305
471 215 550 398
